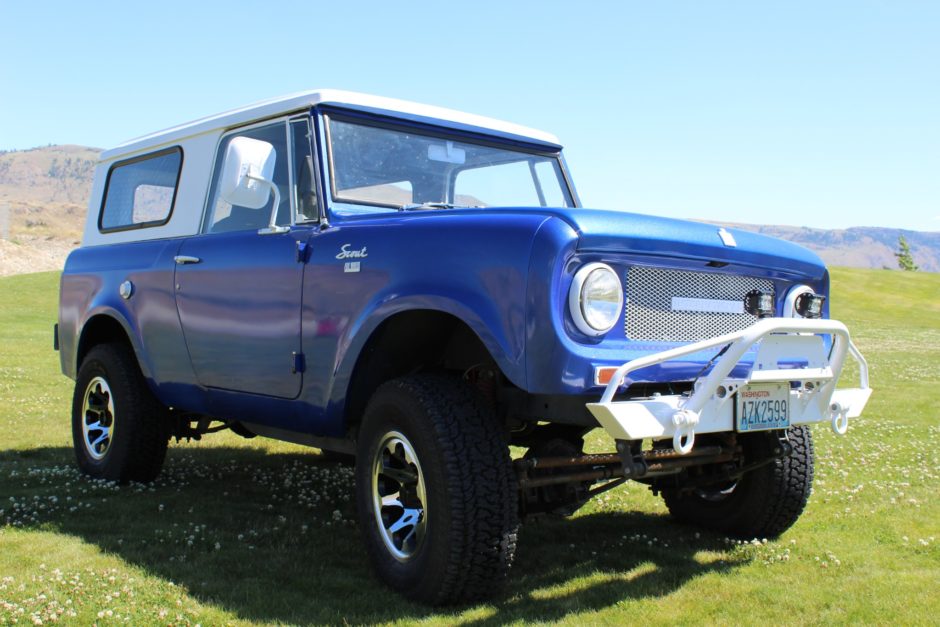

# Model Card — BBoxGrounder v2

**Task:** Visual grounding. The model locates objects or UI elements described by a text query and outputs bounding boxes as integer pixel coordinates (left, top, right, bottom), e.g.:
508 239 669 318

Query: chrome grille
625 266 773 342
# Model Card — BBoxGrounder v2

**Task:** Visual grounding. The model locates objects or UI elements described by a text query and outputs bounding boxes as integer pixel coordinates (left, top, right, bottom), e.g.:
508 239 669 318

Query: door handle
174 255 201 265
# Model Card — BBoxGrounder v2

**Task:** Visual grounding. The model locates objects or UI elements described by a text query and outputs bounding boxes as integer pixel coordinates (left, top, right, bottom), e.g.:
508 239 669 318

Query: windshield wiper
399 202 465 211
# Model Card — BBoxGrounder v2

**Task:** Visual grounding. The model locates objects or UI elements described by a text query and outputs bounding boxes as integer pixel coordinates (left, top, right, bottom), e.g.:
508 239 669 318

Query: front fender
311 212 549 428
323 293 527 432
343 291 524 383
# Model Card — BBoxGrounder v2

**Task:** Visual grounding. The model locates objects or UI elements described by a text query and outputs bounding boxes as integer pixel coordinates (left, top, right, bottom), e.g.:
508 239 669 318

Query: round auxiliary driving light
568 263 623 336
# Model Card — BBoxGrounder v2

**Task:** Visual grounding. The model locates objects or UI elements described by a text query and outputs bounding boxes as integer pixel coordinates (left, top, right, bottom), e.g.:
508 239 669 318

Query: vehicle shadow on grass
1 445 746 624
480 511 742 625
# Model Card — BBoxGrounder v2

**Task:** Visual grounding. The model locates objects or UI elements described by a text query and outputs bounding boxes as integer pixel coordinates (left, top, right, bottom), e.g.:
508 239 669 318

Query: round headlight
569 263 623 336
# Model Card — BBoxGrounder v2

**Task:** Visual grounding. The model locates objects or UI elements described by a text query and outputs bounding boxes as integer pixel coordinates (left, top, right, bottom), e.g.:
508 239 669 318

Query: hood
548 208 826 278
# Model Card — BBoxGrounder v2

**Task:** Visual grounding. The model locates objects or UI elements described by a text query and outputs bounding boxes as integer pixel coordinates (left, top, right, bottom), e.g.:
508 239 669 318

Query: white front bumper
586 318 872 454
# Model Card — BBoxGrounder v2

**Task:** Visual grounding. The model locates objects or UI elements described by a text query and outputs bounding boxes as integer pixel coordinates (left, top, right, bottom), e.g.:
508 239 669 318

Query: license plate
736 383 790 432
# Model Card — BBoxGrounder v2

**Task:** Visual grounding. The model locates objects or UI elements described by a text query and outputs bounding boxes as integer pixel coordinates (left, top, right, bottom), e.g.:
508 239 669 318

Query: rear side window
99 147 182 232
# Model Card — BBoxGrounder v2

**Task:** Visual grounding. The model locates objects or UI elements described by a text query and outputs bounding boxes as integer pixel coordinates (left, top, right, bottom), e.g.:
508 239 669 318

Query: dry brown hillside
0 145 98 276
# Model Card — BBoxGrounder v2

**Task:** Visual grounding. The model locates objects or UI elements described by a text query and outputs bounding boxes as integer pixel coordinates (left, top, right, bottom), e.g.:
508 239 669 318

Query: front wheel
355 375 518 605
662 426 814 538
72 343 169 483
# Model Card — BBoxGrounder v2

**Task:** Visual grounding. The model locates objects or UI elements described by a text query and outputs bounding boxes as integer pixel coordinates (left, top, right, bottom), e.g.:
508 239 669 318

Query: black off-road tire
662 426 814 538
72 342 169 483
355 374 518 605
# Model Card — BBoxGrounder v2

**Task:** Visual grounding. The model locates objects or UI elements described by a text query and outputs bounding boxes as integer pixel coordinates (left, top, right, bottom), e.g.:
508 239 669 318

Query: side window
99 148 182 232
290 118 319 222
206 122 290 233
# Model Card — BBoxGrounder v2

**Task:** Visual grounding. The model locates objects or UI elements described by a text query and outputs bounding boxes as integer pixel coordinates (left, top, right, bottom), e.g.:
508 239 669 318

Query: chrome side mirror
218 136 287 234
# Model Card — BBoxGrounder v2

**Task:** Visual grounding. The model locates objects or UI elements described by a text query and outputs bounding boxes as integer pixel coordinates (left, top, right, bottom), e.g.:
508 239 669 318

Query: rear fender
77 306 152 382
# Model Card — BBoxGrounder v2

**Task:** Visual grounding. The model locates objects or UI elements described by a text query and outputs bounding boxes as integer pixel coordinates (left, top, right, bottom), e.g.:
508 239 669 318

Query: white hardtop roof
103 89 561 161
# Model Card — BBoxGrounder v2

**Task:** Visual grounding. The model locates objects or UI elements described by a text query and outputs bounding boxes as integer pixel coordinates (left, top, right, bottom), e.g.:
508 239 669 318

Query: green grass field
1 269 938 625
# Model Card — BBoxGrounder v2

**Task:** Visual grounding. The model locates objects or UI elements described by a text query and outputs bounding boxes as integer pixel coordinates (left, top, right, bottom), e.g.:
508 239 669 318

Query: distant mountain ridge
0 145 937 275
708 222 940 273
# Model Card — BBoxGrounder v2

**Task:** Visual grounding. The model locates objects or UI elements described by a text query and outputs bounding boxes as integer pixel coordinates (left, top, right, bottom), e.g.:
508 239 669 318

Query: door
175 119 314 399
175 230 308 398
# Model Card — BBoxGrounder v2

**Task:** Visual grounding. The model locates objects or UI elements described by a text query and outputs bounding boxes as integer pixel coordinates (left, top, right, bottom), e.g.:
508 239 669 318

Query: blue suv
57 90 871 604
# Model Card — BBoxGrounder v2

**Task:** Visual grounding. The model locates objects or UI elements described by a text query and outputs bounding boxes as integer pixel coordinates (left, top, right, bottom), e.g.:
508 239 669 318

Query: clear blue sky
2 1 937 231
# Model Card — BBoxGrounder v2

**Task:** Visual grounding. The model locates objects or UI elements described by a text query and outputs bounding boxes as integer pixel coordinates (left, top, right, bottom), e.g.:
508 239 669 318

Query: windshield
325 116 574 213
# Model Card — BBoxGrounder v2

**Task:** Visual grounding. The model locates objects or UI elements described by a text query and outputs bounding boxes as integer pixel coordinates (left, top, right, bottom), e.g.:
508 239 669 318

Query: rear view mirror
428 141 465 164
219 136 277 209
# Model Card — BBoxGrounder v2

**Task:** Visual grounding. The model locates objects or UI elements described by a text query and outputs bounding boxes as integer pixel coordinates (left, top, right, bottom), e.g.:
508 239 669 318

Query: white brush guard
586 318 872 455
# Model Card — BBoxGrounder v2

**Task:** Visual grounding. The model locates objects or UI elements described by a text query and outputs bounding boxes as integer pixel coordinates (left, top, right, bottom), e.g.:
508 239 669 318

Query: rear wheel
355 374 518 604
72 343 169 483
662 426 814 538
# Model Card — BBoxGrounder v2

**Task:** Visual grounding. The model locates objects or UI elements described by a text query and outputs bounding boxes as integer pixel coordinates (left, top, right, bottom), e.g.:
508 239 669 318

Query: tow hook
672 409 699 454
829 401 850 435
